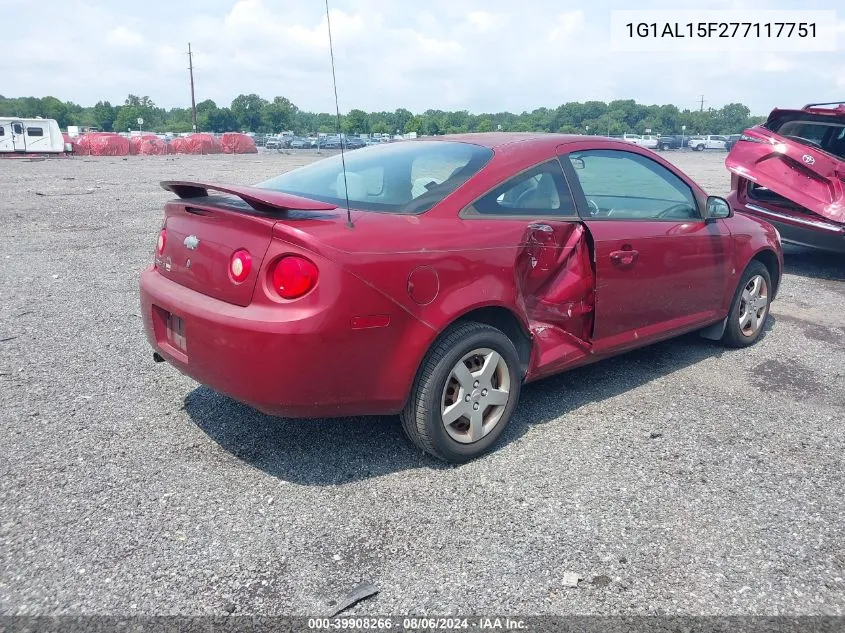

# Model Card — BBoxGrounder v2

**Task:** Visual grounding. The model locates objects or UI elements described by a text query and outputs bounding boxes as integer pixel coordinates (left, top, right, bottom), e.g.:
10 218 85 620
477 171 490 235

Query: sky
2 0 843 115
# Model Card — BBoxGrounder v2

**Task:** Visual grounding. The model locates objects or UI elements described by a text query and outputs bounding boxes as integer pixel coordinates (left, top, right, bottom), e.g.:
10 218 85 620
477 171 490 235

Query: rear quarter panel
279 141 567 397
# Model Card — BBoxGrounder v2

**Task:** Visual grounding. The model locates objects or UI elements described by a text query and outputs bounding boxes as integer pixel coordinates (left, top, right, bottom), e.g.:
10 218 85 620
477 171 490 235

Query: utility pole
188 43 197 132
699 94 705 112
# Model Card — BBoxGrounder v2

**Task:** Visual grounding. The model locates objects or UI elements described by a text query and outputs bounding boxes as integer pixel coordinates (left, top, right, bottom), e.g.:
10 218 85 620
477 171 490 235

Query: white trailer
0 117 66 154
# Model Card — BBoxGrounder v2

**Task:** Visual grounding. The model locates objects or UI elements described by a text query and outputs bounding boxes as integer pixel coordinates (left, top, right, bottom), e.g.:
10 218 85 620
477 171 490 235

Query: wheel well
752 249 780 297
456 307 532 377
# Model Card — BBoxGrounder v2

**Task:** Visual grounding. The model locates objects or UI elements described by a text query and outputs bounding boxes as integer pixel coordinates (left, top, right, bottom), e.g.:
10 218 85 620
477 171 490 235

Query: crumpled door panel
515 222 595 378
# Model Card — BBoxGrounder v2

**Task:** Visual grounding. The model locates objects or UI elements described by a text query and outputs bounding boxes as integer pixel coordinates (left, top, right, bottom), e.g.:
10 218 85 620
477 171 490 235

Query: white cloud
466 11 501 33
548 11 586 42
761 56 796 73
106 26 143 47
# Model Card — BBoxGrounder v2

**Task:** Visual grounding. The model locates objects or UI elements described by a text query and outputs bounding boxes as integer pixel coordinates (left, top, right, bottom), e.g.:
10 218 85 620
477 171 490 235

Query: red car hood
725 123 845 224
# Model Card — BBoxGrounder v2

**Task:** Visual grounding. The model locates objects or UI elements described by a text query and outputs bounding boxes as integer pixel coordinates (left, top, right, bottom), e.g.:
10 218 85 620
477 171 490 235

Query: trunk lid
725 115 845 224
155 181 339 307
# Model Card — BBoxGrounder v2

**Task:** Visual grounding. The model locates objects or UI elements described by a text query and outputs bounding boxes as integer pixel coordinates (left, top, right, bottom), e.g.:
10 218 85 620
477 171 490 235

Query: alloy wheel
440 348 511 444
738 274 769 337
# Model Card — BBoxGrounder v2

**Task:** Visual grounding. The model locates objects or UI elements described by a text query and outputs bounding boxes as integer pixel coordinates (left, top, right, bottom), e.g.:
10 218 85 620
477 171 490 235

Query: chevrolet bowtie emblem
184 235 200 250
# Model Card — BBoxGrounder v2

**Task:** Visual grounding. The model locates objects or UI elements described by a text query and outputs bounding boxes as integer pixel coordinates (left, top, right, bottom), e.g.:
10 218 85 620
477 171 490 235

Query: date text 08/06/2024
307 617 527 630
624 22 817 39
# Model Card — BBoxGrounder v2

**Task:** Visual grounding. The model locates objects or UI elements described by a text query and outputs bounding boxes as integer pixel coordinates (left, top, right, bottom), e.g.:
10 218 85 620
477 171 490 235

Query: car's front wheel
661 143 670 151
722 261 772 348
400 321 522 463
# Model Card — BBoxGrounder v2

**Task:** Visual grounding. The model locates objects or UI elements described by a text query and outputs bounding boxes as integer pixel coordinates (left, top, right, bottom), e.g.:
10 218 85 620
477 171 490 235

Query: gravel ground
1 148 843 617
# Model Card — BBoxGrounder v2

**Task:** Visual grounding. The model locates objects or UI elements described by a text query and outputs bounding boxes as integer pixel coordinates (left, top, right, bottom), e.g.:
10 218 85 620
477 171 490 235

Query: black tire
696 144 705 151
721 260 772 348
661 143 670 151
400 321 522 463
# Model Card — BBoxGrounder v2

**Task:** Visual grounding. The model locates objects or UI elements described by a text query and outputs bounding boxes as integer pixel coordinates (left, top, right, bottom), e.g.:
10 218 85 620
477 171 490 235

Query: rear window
257 141 493 214
768 115 845 159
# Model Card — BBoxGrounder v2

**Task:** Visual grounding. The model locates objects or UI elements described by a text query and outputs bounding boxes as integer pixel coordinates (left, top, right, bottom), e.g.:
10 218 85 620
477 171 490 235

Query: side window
567 149 699 220
468 160 576 216
0 127 5 137
13 123 23 135
26 127 44 137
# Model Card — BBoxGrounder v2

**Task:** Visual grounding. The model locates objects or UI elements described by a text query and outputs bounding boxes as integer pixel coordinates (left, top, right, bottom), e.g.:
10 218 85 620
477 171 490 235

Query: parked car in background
689 135 728 151
726 101 845 253
344 137 367 150
656 134 687 151
140 133 782 463
724 134 742 151
622 133 659 149
264 137 283 150
289 137 309 149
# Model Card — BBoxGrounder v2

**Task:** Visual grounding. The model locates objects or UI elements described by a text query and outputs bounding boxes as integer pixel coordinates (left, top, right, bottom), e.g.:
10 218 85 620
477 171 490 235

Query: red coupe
140 133 783 463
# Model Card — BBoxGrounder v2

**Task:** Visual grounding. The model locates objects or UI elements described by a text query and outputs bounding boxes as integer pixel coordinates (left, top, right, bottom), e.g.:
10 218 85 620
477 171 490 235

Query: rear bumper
139 266 432 418
741 202 845 254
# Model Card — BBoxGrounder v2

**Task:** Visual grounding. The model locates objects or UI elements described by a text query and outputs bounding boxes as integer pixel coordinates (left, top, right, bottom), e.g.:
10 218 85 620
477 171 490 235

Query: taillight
156 229 166 255
271 255 318 299
229 249 252 283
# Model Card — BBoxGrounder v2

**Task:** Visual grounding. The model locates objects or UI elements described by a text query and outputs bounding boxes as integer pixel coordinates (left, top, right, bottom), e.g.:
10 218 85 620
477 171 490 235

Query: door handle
610 249 639 265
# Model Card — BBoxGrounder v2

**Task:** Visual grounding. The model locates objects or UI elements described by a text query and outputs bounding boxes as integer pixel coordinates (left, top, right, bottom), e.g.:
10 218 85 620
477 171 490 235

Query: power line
188 43 197 132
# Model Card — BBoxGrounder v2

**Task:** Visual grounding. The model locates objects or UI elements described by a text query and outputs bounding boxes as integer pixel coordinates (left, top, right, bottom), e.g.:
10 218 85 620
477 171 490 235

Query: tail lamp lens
271 255 318 299
230 249 252 283
156 229 166 254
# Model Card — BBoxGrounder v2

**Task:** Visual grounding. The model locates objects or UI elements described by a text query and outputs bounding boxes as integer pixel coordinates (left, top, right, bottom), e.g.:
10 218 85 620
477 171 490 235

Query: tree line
0 93 765 137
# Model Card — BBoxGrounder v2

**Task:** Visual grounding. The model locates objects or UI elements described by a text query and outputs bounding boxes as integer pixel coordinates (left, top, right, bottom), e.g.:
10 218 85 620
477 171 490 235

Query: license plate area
167 313 187 352
152 305 189 362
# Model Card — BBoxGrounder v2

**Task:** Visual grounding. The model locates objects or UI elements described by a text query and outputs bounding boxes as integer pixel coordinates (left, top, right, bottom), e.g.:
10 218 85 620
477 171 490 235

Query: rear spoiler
161 180 338 214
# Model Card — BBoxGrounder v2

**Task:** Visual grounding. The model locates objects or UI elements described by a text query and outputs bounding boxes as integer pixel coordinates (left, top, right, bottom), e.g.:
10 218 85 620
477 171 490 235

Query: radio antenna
325 0 353 229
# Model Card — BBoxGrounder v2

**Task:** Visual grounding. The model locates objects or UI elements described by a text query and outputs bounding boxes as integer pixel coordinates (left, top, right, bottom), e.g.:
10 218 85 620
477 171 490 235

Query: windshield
768 115 845 160
257 141 493 214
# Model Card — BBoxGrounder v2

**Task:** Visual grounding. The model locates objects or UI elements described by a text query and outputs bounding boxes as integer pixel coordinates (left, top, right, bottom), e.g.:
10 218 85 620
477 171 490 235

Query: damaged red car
140 134 783 463
726 101 845 253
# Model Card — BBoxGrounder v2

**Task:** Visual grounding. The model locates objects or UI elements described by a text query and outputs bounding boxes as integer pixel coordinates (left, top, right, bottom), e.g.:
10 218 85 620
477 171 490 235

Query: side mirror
705 196 733 220
570 157 585 170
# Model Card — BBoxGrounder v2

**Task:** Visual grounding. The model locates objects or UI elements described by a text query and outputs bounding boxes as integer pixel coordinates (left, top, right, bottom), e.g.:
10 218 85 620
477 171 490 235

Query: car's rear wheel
661 143 670 151
400 322 522 463
722 261 771 348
